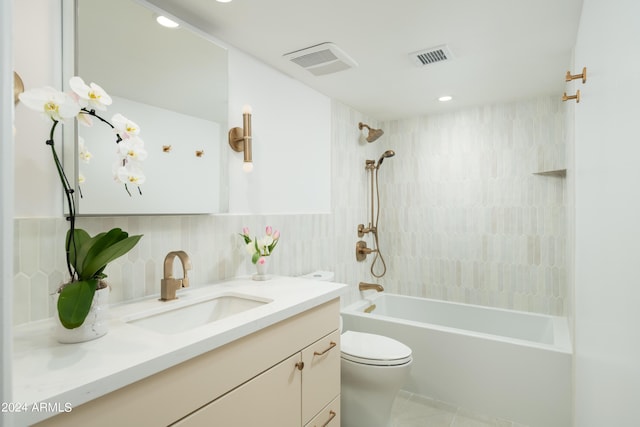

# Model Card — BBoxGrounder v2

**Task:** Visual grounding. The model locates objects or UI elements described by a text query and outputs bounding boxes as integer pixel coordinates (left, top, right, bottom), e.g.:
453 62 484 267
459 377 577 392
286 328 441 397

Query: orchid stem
47 119 77 282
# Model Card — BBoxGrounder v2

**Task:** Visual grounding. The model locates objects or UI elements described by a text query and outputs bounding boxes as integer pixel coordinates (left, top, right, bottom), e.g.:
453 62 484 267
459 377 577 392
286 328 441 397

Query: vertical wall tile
13 96 566 324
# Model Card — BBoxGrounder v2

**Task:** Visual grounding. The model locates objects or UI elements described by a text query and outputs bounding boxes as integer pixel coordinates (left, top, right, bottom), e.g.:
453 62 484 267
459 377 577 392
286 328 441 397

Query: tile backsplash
13 96 568 325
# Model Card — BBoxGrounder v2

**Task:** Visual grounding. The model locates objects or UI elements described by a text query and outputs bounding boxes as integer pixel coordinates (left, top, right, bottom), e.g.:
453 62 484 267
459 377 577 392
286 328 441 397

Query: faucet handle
160 278 183 301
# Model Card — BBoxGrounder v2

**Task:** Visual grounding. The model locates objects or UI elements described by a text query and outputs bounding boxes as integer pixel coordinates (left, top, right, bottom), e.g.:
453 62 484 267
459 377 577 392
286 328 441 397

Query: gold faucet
359 282 384 292
160 250 192 301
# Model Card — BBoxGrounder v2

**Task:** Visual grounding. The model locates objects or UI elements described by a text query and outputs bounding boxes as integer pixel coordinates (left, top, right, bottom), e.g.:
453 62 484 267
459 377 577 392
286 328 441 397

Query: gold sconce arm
229 105 253 172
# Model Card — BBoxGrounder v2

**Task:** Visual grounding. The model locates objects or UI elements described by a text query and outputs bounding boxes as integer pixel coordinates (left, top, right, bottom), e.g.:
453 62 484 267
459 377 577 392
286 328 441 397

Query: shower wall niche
380 96 566 315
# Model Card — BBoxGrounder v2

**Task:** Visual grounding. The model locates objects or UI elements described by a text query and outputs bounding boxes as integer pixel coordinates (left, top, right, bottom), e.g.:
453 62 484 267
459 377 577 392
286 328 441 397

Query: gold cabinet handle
313 341 337 356
320 410 336 427
295 361 304 371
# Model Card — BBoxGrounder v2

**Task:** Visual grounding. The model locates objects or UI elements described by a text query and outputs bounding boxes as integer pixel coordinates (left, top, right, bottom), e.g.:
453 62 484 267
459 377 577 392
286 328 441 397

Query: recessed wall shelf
533 169 567 177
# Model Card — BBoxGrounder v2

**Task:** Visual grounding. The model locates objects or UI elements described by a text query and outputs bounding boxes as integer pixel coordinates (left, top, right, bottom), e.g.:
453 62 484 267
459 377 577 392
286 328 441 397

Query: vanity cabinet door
172 353 302 427
301 330 341 425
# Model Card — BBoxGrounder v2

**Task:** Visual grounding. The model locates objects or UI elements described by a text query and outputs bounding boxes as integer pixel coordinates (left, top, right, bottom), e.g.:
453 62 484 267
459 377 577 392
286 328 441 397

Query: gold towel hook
566 67 587 84
162 145 172 153
195 150 204 157
562 90 580 103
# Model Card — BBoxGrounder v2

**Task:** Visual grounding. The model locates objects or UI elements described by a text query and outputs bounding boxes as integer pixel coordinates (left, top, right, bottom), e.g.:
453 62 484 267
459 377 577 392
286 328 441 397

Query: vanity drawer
304 395 340 427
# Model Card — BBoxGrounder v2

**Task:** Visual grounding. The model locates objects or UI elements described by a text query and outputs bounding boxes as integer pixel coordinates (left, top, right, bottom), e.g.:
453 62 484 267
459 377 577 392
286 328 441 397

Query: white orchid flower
18 87 80 122
111 113 140 138
118 136 148 162
113 163 146 186
78 137 92 163
78 172 86 184
69 76 112 110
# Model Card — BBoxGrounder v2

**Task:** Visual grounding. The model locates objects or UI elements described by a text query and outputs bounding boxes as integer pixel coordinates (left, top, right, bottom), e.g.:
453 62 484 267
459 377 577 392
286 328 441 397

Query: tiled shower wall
378 96 567 315
13 96 567 325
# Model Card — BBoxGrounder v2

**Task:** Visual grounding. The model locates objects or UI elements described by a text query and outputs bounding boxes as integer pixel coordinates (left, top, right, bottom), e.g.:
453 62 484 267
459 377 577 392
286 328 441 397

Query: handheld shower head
377 150 395 167
359 122 384 143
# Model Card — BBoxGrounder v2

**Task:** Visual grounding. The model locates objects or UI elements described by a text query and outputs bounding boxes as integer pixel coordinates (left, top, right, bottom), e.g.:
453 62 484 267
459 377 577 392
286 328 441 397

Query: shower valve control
357 223 375 237
356 240 377 262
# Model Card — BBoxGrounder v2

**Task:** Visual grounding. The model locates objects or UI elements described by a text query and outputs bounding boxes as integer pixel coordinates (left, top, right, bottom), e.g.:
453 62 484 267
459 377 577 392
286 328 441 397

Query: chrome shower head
359 122 384 143
377 150 395 167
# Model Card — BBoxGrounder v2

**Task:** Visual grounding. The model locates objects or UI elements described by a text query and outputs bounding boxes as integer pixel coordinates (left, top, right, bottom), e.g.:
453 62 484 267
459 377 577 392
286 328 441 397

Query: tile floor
391 391 529 427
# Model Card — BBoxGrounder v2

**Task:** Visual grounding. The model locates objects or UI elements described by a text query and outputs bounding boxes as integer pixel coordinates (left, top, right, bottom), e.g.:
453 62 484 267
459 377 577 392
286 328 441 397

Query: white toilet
340 330 412 427
299 272 413 427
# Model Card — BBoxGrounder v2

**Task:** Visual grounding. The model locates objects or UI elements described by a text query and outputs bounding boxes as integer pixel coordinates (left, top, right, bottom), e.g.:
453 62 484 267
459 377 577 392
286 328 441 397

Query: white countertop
12 276 346 426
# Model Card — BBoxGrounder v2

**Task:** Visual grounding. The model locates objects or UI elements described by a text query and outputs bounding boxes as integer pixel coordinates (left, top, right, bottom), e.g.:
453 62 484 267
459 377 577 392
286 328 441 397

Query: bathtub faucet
359 282 384 292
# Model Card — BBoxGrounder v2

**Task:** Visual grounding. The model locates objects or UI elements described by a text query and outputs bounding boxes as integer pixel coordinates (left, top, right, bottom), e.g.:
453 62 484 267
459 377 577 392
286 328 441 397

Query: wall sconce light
229 105 253 172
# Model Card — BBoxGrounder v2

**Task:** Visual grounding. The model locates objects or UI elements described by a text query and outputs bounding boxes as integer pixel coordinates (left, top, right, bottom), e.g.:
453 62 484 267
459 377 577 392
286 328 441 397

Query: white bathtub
341 293 572 427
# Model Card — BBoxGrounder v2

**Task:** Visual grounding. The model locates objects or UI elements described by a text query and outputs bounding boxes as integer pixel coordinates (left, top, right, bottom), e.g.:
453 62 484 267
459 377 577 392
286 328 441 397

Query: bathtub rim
341 293 572 354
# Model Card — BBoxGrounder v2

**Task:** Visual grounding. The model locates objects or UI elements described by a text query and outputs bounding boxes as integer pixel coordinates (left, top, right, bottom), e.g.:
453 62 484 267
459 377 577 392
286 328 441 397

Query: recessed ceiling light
438 95 453 102
156 15 179 28
216 0 233 2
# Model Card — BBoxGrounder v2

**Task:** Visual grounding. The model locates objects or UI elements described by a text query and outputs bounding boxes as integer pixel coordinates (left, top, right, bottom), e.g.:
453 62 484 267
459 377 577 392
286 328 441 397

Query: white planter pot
55 284 110 344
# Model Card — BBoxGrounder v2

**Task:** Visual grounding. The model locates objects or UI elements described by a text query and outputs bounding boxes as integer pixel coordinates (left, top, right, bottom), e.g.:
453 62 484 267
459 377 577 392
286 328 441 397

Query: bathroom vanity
12 277 345 427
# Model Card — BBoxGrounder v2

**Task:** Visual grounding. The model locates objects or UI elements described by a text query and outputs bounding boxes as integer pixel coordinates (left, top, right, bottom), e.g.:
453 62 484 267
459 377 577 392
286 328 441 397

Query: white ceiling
145 0 584 121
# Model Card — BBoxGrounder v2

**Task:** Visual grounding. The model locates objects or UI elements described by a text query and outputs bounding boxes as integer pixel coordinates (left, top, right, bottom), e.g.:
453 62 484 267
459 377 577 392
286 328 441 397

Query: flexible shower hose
370 167 387 278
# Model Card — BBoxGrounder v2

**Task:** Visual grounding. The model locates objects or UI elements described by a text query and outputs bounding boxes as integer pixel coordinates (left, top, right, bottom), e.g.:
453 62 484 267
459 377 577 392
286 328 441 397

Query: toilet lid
341 331 412 366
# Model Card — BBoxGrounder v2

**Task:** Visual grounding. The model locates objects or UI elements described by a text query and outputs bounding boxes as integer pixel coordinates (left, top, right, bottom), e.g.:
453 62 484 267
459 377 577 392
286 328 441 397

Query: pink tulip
265 225 272 236
258 256 267 265
242 227 250 235
272 230 280 240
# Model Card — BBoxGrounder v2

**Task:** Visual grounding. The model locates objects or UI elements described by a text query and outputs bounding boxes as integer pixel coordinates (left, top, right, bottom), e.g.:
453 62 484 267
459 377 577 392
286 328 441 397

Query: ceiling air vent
283 42 358 76
409 45 453 67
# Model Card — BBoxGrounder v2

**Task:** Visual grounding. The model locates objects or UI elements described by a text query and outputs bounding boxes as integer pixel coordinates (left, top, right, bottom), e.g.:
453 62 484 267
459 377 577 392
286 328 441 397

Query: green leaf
251 251 260 264
66 228 92 272
80 230 142 280
57 279 98 329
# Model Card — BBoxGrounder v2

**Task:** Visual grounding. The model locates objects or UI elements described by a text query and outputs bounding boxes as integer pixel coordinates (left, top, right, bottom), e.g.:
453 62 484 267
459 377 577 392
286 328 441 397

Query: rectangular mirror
63 0 228 215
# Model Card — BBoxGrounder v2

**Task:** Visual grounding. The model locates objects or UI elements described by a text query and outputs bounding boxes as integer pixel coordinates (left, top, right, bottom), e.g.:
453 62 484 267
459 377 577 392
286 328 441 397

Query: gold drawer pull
314 341 337 356
320 410 336 427
295 361 304 370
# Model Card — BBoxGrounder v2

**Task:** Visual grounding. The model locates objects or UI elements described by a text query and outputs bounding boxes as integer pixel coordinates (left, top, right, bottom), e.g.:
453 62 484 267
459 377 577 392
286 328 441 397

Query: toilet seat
341 331 412 366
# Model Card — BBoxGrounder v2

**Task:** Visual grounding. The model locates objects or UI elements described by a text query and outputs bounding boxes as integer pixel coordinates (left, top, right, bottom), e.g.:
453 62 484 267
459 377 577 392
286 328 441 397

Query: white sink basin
125 293 272 334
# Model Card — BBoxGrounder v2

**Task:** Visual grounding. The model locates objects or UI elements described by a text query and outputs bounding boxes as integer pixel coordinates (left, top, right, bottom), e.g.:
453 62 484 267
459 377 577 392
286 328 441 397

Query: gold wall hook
566 67 587 83
562 90 580 103
162 145 172 153
195 150 204 157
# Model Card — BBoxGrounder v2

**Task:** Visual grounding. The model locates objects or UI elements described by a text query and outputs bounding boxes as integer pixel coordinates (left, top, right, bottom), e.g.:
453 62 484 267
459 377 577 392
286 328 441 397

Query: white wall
573 0 640 424
13 0 62 217
227 49 331 214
